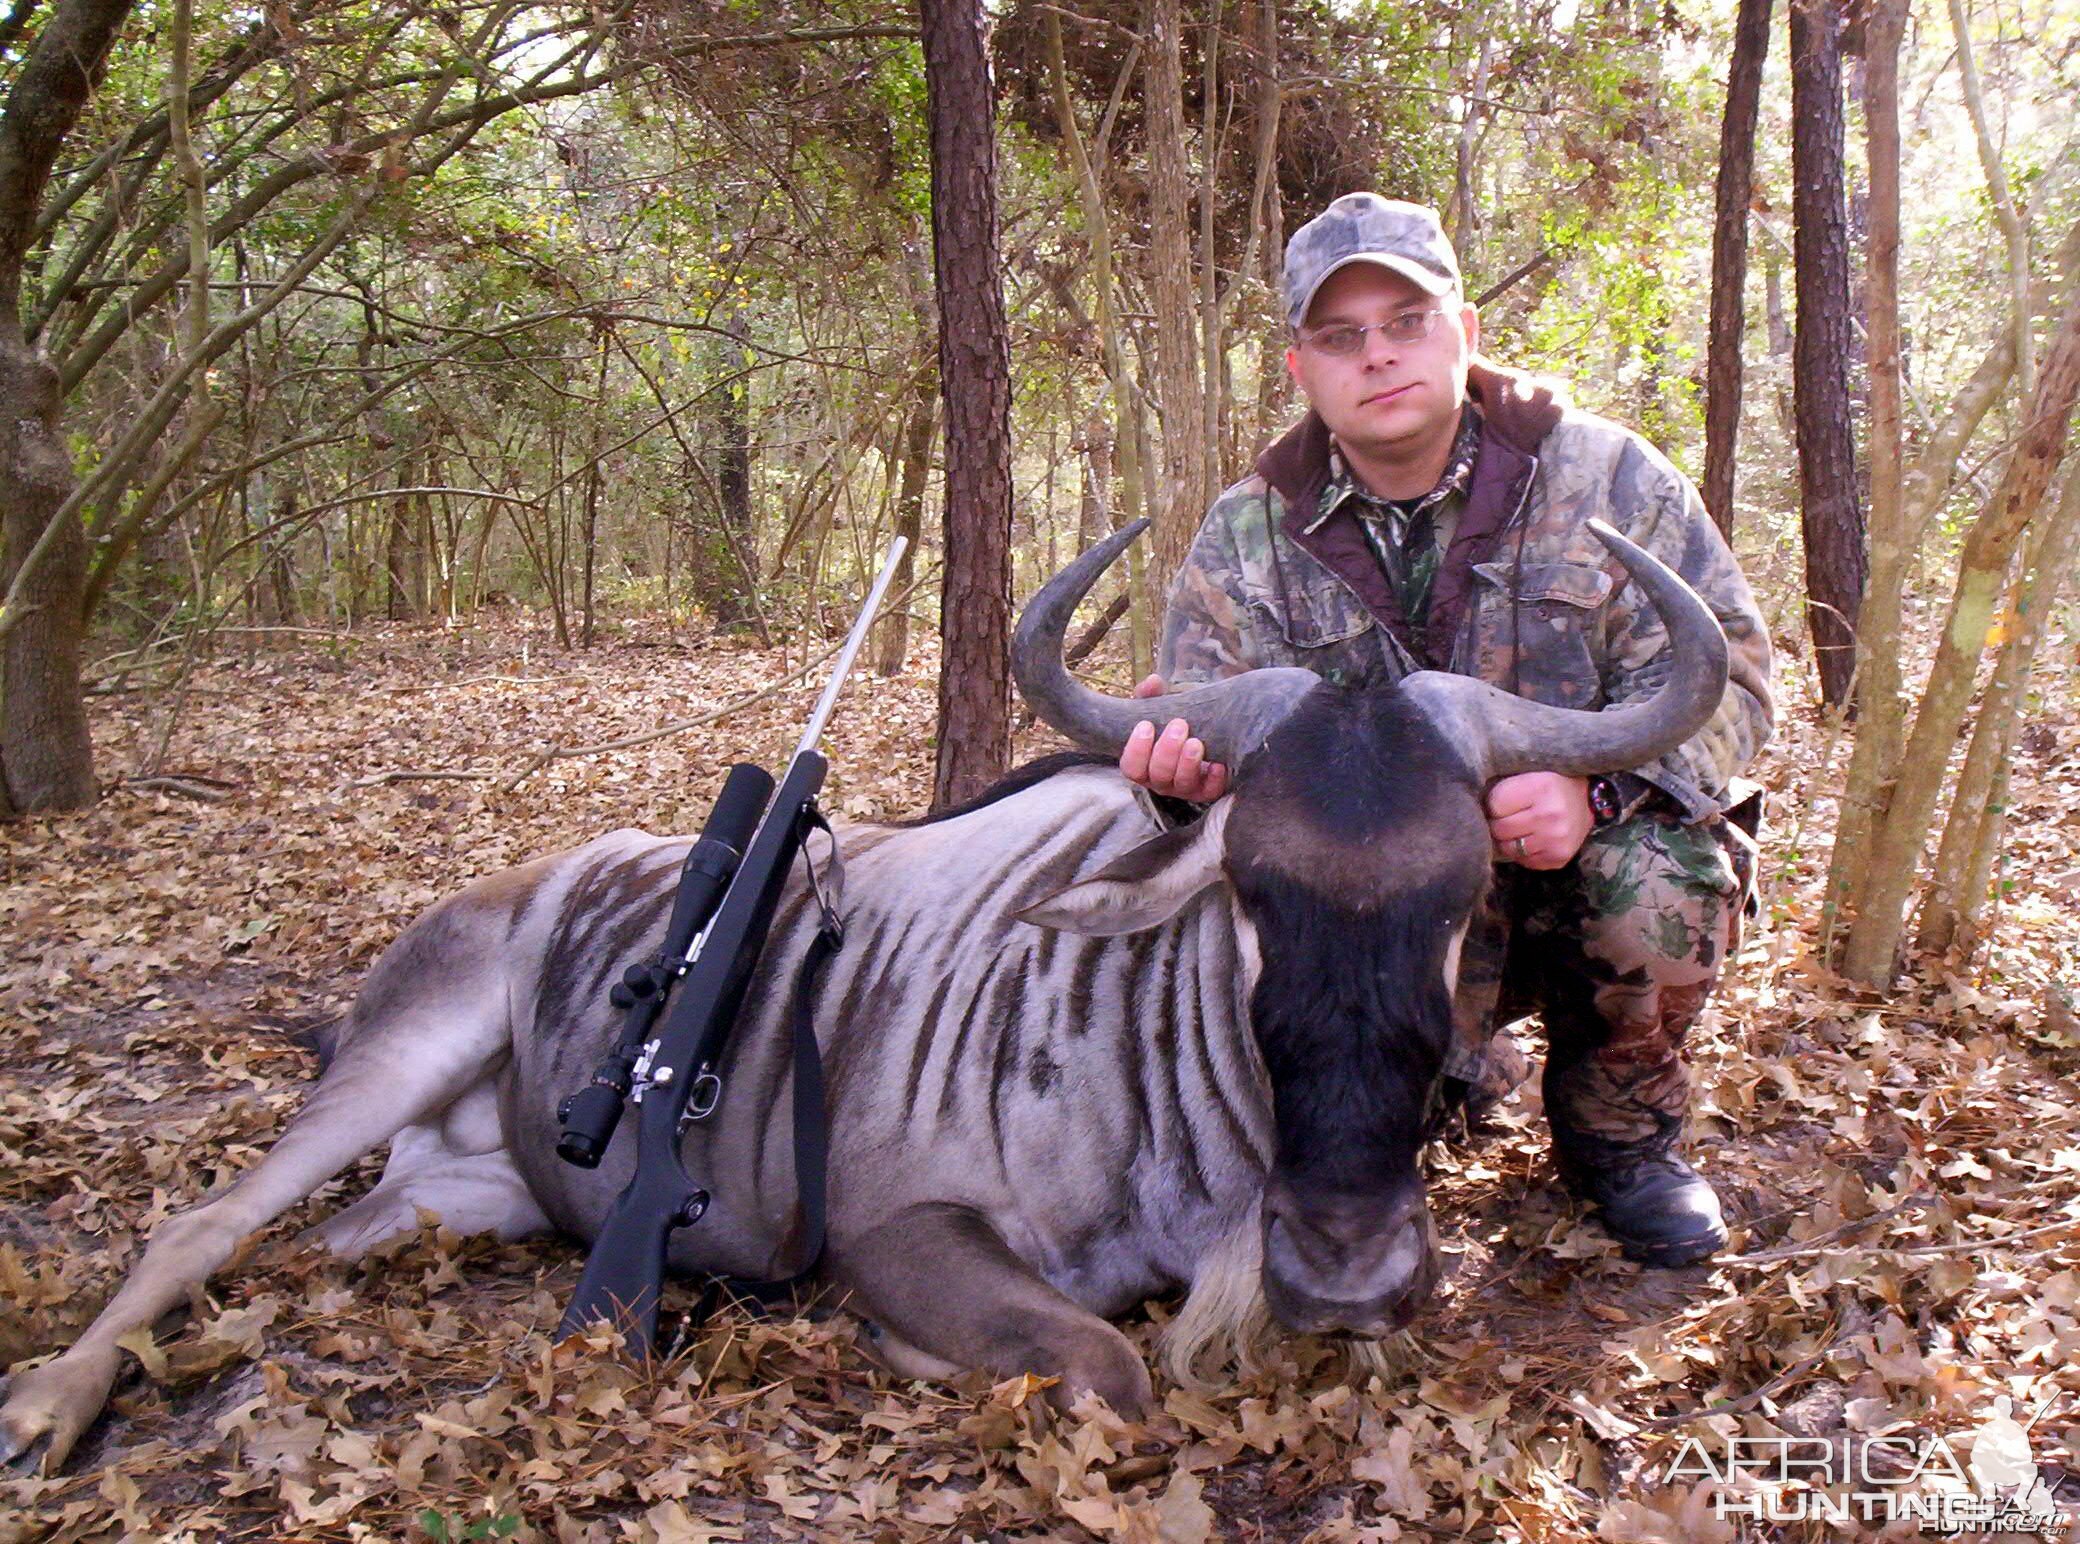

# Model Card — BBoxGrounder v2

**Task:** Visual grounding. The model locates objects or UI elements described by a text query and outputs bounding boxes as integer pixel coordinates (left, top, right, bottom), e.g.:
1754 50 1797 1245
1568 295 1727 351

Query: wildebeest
0 520 1727 1472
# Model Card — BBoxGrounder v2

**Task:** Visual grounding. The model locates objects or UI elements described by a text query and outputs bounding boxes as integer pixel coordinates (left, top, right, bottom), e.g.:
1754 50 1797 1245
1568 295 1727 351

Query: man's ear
1460 301 1480 355
1018 801 1231 937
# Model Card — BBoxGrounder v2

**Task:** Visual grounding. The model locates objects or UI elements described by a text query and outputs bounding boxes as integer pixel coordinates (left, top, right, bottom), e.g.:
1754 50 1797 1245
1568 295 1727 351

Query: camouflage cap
1284 194 1460 326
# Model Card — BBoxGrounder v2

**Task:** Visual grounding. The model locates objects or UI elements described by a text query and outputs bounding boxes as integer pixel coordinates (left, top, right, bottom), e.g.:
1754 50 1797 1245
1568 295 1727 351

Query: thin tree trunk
1703 0 1772 536
1825 0 1906 947
875 370 935 676
1047 7 1152 675
1948 0 2033 404
1823 211 2080 961
920 0 1013 808
1790 0 1866 711
580 329 608 646
1916 463 2080 959
1839 293 2080 985
385 472 421 621
1197 0 1224 510
714 317 755 628
1144 0 1209 582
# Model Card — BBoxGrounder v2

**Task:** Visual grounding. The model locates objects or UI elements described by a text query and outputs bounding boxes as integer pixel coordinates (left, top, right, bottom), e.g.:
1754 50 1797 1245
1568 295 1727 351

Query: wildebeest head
1013 518 1728 1337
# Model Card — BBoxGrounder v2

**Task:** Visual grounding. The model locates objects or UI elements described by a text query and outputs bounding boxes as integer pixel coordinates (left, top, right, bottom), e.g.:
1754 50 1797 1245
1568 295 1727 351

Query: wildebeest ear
1017 801 1230 936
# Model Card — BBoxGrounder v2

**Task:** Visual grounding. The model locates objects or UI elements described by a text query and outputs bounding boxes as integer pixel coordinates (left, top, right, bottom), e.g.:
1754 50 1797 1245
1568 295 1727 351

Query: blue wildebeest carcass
0 521 1728 1472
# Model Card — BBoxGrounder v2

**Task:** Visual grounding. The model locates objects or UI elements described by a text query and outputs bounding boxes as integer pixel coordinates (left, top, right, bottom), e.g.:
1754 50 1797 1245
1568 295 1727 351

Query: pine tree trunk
1789 0 1866 710
1703 0 1772 537
920 0 1013 808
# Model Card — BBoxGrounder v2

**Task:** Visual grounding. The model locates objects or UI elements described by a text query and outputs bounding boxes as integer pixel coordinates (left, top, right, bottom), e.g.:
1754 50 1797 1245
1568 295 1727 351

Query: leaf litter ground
3 616 2079 1543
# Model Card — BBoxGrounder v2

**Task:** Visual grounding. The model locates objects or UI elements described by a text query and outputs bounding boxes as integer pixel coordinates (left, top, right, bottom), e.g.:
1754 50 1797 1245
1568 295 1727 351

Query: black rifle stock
555 751 827 1352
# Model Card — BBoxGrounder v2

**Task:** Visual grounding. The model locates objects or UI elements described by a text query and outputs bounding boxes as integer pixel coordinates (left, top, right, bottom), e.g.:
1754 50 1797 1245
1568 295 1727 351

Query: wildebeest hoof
1048 1331 1153 1420
0 1356 118 1476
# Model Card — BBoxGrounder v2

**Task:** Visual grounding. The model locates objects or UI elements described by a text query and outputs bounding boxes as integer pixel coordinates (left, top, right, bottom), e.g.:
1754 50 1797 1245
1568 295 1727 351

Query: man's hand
1118 675 1231 802
1486 771 1593 870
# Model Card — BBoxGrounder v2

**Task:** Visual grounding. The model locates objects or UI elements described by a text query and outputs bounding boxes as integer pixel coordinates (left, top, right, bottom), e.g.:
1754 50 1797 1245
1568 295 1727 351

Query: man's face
1285 264 1478 465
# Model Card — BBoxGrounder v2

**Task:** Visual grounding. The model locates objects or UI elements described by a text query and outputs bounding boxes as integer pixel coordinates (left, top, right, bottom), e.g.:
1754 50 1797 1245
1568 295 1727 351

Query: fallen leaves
2 616 2078 1538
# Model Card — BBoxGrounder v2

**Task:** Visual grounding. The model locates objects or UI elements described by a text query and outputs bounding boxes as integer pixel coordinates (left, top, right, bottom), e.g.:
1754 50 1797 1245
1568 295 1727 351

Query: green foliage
24 0 2073 655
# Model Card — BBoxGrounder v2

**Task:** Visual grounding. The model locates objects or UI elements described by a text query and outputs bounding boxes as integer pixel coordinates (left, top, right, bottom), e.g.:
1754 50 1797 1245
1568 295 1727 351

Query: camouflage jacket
1159 359 1774 822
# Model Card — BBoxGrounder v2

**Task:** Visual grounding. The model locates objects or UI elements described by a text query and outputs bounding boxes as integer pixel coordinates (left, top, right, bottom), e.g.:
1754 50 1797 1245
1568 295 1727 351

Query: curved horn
1399 519 1729 782
1012 518 1322 766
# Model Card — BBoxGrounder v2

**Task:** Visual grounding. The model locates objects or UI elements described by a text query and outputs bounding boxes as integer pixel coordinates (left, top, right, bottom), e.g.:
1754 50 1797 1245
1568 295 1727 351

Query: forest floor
2 613 2079 1543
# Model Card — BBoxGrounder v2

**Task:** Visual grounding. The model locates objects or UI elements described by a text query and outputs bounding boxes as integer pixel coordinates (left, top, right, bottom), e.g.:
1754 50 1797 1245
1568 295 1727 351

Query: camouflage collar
1308 404 1484 535
1254 355 1567 518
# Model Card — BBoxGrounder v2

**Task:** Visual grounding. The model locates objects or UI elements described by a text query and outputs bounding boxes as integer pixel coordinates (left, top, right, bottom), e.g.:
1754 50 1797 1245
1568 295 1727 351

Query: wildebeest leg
839 1203 1153 1417
304 1078 548 1258
0 988 512 1473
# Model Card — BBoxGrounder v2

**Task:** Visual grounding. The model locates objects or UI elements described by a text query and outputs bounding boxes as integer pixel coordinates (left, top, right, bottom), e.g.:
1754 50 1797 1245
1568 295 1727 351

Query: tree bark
919 0 1013 809
1046 6 1152 675
1702 0 1772 537
1839 293 2080 985
874 368 935 676
1789 0 1866 711
1823 0 1906 947
1143 0 1210 582
1916 461 2080 960
713 318 755 629
0 0 139 814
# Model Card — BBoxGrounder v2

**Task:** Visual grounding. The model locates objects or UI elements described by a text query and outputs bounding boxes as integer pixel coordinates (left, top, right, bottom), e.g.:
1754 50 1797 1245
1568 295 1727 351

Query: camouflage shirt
1158 359 1774 822
1339 403 1482 626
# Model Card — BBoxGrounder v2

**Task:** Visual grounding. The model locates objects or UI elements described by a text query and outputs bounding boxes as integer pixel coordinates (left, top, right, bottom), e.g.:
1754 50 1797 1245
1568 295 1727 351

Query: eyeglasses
1297 309 1451 357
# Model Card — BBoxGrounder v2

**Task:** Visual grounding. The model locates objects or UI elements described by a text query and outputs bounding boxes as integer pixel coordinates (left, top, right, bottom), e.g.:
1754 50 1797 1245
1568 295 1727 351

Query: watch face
1590 778 1621 825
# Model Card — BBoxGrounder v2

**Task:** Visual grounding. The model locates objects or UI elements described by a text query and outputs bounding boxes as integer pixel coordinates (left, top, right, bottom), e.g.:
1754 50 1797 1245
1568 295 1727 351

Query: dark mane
897 751 1115 826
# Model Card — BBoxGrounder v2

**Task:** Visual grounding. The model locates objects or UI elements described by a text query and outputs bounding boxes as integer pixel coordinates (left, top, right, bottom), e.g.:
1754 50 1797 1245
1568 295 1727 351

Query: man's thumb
1133 674 1166 699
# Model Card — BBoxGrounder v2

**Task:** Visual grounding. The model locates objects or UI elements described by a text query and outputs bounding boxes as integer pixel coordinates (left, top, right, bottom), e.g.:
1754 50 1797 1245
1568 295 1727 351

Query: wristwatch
1586 775 1624 828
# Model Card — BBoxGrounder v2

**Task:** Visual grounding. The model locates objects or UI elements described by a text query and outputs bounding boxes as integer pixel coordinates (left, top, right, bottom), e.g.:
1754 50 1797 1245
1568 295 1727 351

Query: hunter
1121 193 1773 1267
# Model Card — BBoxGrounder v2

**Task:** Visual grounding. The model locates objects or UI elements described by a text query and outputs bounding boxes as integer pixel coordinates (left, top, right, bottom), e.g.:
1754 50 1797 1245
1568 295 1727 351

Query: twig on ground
351 768 501 788
1628 1345 1836 1432
120 774 241 803
387 674 584 694
1722 1192 1934 1264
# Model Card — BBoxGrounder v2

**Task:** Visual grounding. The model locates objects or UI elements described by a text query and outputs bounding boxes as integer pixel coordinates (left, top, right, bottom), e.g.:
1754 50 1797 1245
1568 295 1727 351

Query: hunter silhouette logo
1665 1392 2069 1532
1968 1398 2041 1497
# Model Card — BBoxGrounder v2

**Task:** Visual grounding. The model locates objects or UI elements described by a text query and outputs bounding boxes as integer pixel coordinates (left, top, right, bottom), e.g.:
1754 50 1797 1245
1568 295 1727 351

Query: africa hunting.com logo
1661 1395 2076 1534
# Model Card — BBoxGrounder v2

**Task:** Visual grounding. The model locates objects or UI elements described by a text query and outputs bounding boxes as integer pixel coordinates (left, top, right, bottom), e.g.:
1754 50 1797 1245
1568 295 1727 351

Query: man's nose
1357 327 1399 365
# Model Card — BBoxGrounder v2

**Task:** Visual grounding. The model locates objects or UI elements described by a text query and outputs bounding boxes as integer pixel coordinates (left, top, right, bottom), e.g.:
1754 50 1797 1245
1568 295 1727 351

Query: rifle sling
688 806 840 1325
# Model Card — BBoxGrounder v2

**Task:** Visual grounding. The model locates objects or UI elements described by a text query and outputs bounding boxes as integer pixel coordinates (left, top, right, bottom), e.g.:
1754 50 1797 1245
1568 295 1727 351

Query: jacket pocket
1248 574 1376 650
1469 561 1610 708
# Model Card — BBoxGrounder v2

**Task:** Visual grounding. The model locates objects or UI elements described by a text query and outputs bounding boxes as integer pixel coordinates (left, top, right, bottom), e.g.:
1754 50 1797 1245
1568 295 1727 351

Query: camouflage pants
1443 809 1757 1156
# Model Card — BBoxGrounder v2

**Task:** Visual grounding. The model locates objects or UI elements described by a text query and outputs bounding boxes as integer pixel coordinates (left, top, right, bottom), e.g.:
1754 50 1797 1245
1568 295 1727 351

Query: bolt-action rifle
555 540 907 1354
